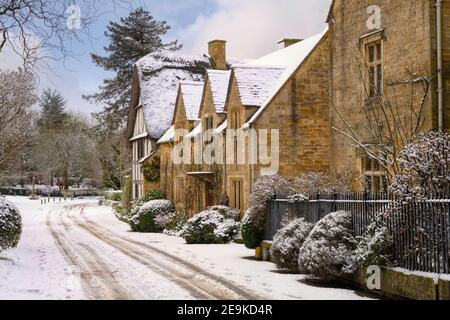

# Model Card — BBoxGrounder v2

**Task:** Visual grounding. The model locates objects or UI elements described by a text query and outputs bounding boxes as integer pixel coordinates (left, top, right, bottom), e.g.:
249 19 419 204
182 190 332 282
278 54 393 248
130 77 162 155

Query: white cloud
178 0 332 59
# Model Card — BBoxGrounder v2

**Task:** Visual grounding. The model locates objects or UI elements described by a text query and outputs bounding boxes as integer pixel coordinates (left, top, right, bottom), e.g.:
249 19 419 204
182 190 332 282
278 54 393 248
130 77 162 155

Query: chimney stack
208 40 227 70
277 38 303 48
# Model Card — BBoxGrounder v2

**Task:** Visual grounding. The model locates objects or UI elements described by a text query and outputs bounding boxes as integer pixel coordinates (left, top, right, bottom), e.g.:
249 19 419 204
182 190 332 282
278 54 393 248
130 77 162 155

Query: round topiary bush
208 205 240 221
270 218 314 272
180 210 240 244
0 198 22 252
298 211 357 281
128 200 174 233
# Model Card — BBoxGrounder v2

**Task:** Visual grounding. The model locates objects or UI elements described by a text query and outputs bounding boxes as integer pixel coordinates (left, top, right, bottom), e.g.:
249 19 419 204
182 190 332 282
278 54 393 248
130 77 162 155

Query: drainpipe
436 0 443 132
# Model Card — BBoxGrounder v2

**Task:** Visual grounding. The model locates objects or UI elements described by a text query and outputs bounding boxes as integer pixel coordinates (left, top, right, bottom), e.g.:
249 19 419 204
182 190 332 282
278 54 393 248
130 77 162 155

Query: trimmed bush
355 214 394 268
298 211 357 281
208 205 240 221
129 200 174 233
241 208 265 249
270 218 314 271
181 210 240 244
161 211 189 236
0 199 22 252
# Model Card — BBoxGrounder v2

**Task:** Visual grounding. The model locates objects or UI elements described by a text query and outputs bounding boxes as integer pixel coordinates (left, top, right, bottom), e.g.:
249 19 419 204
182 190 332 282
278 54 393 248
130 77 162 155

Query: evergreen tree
38 88 67 129
84 7 182 130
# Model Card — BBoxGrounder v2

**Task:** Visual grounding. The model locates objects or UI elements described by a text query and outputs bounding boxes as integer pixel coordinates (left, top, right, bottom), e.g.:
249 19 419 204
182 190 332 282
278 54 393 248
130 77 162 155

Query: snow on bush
298 211 357 281
241 208 265 249
287 193 309 203
355 214 394 268
161 211 189 236
0 198 22 252
270 218 314 272
391 131 450 200
208 205 240 221
242 175 294 249
180 210 240 244
128 200 174 233
292 172 352 194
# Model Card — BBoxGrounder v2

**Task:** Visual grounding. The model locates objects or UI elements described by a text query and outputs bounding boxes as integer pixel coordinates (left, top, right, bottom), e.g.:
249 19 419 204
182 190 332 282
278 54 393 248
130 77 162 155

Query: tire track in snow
47 208 132 300
68 204 264 300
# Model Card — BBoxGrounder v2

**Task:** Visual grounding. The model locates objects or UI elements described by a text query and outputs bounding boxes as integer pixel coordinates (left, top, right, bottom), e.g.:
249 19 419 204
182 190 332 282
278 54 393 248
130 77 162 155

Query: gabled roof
179 81 204 121
244 27 329 126
157 125 175 144
206 69 232 114
233 64 285 107
135 50 211 140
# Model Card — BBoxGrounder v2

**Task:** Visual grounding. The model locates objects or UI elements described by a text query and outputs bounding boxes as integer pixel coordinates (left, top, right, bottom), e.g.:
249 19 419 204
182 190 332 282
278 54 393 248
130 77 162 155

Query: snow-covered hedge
241 207 265 249
129 200 174 233
0 198 22 252
355 214 394 268
180 210 240 244
161 211 189 236
298 211 357 281
242 175 294 249
270 218 314 271
208 205 240 221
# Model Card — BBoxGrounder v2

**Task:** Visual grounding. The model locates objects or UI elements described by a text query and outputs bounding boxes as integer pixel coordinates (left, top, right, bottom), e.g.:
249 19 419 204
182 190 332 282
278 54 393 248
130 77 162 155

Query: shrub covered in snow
298 211 357 281
0 198 22 252
160 211 189 236
292 172 352 194
270 218 314 271
208 205 240 221
128 200 174 233
287 193 309 203
355 214 394 268
242 175 293 249
241 207 265 249
180 210 240 244
391 131 450 199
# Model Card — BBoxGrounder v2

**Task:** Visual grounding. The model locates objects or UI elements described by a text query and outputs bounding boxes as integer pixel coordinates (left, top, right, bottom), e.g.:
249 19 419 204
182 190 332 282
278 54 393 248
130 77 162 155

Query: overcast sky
0 0 332 114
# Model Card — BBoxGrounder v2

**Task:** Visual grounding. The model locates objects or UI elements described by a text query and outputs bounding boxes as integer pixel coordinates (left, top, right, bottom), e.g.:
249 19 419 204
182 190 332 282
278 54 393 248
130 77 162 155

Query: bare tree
0 0 137 69
331 58 433 182
0 69 37 176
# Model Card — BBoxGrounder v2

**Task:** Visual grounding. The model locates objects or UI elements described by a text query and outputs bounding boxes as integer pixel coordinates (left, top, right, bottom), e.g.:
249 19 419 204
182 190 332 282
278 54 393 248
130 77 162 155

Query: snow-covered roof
206 70 231 114
245 27 329 126
213 119 228 135
136 50 211 140
186 122 202 139
157 125 175 144
233 64 285 107
179 81 204 121
129 132 149 142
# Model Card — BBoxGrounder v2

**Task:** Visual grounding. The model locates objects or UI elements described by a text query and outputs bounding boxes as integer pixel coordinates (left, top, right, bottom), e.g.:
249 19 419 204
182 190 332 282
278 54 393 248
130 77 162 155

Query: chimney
208 40 227 70
277 38 303 48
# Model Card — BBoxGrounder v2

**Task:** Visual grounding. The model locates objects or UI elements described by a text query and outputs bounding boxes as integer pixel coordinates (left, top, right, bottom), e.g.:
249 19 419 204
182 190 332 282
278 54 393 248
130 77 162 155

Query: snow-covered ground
0 197 376 300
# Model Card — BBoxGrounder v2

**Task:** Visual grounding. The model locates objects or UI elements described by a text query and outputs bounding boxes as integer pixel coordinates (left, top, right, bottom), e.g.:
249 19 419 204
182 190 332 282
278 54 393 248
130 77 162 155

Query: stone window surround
359 29 386 107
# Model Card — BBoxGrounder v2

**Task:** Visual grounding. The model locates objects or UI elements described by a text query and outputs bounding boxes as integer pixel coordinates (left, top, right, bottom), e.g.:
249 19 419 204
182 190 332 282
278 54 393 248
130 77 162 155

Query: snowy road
0 197 376 300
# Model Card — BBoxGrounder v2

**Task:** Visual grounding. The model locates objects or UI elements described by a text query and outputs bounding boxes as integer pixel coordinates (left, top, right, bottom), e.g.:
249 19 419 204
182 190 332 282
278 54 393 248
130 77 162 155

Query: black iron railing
267 192 450 274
